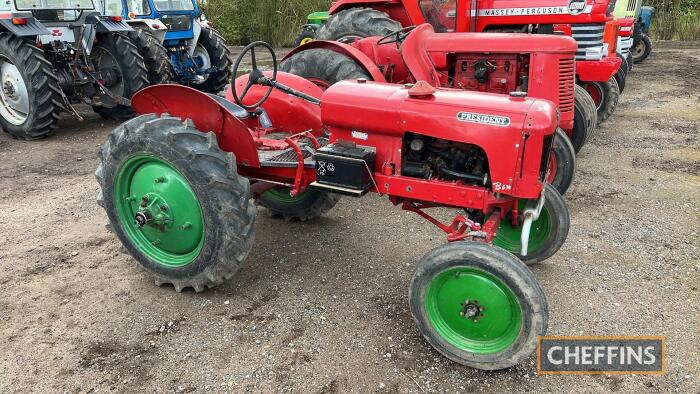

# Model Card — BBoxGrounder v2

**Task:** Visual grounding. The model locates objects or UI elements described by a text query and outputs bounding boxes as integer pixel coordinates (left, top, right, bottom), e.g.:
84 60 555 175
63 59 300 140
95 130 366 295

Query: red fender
282 40 387 83
132 84 261 168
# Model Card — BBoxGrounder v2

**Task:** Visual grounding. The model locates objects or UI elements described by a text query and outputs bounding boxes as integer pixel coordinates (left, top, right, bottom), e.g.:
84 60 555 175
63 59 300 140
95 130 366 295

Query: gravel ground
0 42 698 393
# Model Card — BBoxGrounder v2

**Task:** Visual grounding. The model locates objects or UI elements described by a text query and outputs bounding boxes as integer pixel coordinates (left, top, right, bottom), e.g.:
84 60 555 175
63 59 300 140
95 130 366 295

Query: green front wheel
409 242 548 370
493 184 570 265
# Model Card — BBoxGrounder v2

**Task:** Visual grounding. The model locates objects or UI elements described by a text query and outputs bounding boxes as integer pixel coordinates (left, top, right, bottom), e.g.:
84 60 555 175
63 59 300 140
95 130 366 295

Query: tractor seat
207 94 249 119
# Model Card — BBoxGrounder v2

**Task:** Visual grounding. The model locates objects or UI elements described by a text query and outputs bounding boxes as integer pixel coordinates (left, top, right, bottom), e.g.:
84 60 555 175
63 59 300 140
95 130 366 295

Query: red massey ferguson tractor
96 42 570 370
279 23 592 195
313 0 622 125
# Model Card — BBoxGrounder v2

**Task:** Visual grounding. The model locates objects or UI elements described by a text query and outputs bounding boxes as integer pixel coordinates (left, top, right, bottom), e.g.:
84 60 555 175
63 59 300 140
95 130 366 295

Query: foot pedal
314 143 376 196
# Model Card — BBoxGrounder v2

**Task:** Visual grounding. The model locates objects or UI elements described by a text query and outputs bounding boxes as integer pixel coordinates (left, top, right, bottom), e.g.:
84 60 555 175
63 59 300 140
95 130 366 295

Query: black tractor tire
191 28 232 93
127 28 174 85
316 8 402 42
280 48 371 88
574 84 597 141
409 241 548 370
580 77 620 125
96 114 256 292
571 99 588 154
492 184 570 265
550 129 576 195
632 33 652 64
91 33 149 120
0 33 63 140
293 29 317 47
614 61 627 94
257 186 341 221
617 52 631 75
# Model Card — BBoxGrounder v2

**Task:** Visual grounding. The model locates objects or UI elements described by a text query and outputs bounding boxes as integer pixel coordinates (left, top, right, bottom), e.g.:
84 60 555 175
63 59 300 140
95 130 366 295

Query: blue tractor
102 0 231 92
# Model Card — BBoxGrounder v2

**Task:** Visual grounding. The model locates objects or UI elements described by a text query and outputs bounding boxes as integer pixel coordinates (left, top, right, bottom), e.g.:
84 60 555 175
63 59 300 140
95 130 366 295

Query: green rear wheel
410 242 548 370
493 184 570 265
257 186 339 221
96 114 256 292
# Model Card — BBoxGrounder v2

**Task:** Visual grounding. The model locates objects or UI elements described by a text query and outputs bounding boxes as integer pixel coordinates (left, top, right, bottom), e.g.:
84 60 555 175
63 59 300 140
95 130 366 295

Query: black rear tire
91 33 149 120
316 8 402 42
409 241 548 370
0 33 63 140
632 33 652 64
128 28 174 85
280 48 371 87
96 114 256 292
190 28 232 93
550 129 576 195
257 186 340 221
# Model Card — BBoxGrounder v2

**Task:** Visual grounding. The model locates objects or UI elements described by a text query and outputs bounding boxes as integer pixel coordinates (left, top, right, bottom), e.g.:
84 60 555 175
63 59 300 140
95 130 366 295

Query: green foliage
646 0 700 40
201 0 329 47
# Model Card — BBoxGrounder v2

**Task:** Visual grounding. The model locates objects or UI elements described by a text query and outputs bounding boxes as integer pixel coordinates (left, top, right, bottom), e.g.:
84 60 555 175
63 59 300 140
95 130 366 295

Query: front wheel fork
519 191 546 256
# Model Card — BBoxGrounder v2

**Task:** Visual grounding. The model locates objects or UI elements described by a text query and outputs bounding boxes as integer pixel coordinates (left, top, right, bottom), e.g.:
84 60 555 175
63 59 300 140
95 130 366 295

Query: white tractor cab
0 0 148 139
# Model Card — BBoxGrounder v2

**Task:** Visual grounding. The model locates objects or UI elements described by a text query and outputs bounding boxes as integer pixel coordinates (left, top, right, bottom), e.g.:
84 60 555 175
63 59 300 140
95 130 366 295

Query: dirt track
0 43 699 392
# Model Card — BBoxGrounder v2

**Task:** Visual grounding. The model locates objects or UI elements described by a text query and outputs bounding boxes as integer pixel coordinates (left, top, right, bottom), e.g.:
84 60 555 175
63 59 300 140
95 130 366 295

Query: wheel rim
191 44 212 85
0 57 29 125
114 154 205 267
91 47 124 109
263 186 310 203
493 200 553 255
338 35 363 44
584 83 604 110
631 40 646 59
546 153 557 183
299 37 314 45
425 267 522 354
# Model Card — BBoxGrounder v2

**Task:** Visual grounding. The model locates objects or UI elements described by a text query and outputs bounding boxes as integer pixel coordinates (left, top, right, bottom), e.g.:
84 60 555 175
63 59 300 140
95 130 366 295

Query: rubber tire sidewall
316 8 402 41
409 241 548 370
0 34 61 139
550 129 576 195
97 114 256 291
632 34 652 64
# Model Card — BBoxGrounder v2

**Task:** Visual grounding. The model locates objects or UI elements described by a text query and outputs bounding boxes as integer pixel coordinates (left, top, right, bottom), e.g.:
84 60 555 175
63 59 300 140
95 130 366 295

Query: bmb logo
537 336 666 375
567 0 587 15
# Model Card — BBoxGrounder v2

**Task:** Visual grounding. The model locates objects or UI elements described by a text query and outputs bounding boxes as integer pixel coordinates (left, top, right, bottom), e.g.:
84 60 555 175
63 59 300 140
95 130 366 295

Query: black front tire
191 28 232 93
128 28 174 85
632 33 652 64
614 54 627 94
574 84 597 141
0 33 63 140
550 129 576 195
409 242 548 370
581 77 620 125
91 33 149 120
96 114 256 292
316 8 402 42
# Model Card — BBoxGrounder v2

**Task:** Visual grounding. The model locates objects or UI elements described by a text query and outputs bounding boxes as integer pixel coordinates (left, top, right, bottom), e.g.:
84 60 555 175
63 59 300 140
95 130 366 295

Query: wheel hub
115 155 205 267
460 299 485 322
3 80 16 98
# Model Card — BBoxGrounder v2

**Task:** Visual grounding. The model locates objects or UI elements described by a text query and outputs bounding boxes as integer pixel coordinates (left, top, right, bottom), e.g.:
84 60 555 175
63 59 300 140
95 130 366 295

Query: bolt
154 177 166 183
180 222 192 230
160 205 168 211
151 239 161 246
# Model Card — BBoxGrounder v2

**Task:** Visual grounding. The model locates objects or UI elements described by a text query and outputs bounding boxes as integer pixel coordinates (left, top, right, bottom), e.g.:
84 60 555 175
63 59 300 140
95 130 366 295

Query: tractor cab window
152 0 194 11
15 0 95 10
126 0 151 15
100 0 124 16
419 0 457 32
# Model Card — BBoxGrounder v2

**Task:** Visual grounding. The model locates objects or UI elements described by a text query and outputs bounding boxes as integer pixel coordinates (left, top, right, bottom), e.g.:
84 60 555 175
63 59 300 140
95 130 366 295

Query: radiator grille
627 0 638 12
571 23 606 60
558 58 575 115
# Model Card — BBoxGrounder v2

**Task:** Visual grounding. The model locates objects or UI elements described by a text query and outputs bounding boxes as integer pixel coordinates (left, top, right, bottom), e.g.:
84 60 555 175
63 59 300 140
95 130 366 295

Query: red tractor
314 0 622 125
96 42 570 370
280 24 592 195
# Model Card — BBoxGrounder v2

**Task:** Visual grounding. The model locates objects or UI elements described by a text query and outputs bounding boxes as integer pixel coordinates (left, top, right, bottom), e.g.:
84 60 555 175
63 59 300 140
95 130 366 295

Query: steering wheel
376 26 417 46
231 41 278 110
